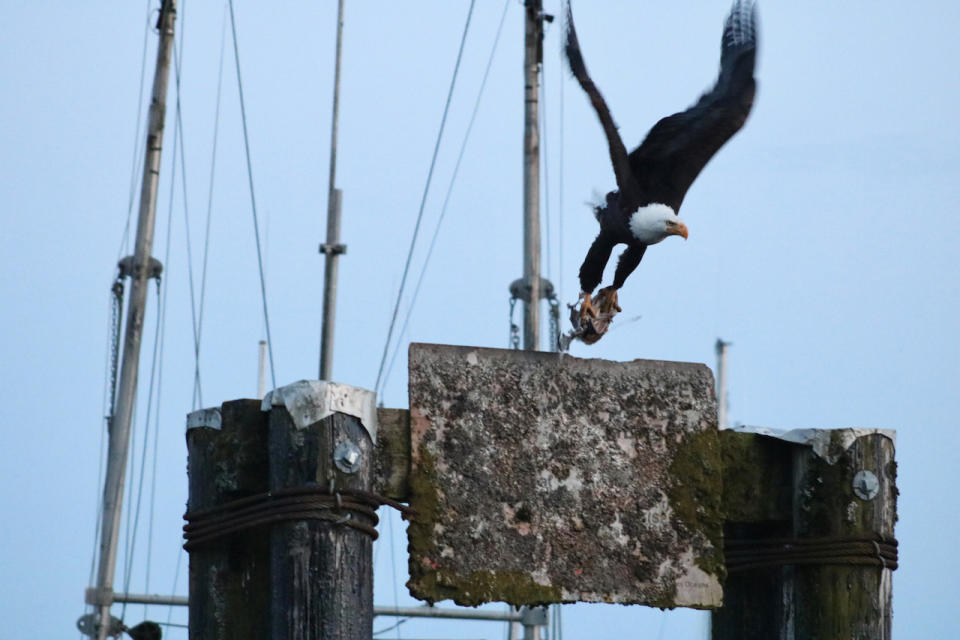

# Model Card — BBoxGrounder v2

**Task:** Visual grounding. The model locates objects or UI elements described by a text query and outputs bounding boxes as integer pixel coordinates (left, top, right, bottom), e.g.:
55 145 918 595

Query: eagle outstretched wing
563 1 637 202
629 0 758 211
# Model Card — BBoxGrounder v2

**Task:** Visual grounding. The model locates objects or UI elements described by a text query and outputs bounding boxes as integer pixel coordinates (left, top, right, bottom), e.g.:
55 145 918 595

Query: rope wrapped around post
183 485 414 550
725 534 898 573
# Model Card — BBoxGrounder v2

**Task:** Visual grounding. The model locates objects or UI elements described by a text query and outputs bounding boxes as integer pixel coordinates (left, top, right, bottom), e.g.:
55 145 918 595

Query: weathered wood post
792 431 896 638
713 429 897 639
185 400 271 640
264 381 378 640
186 383 380 640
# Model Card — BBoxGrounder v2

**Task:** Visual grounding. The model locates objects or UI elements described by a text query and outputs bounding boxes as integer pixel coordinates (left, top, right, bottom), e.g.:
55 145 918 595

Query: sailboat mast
319 0 346 380
522 0 543 350
89 3 177 638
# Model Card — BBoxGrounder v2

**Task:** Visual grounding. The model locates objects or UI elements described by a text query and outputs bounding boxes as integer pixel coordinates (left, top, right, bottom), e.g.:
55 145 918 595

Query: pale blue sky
1 1 958 638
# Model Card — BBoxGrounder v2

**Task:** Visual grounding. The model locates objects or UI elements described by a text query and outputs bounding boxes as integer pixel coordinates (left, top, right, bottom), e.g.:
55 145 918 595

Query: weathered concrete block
407 343 723 609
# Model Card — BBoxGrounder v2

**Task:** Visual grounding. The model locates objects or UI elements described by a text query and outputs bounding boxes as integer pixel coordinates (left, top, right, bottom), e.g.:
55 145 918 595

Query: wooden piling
266 392 376 640
186 400 270 640
187 383 378 640
713 429 897 639
792 432 896 638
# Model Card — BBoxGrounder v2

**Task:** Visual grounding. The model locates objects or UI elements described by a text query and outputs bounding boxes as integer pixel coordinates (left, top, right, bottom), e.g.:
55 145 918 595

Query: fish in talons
559 288 622 349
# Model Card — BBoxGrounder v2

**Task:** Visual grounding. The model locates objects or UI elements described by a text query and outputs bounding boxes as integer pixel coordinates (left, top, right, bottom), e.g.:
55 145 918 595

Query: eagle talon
578 293 598 324
596 287 622 314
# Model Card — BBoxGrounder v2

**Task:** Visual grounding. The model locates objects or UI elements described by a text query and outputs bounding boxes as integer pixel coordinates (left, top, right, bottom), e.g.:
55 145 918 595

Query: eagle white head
629 203 689 245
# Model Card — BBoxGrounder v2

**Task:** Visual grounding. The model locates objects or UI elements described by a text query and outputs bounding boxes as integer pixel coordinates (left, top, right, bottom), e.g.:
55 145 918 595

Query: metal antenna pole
715 338 731 429
319 0 346 380
257 339 267 399
88 3 177 639
522 0 543 350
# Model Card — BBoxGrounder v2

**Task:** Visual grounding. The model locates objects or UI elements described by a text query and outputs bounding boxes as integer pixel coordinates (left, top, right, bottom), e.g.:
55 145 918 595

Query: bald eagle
566 0 758 327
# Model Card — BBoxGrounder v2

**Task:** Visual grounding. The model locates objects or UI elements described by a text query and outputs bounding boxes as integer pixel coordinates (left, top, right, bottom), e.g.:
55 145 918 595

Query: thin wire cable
194 2 228 410
143 287 167 620
381 0 510 390
171 30 204 411
118 0 155 261
654 611 668 640
374 618 409 637
165 546 184 628
374 0 477 396
227 0 277 390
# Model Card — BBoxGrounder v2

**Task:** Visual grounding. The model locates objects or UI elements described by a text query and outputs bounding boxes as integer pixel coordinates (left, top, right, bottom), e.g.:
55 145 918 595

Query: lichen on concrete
406 343 724 608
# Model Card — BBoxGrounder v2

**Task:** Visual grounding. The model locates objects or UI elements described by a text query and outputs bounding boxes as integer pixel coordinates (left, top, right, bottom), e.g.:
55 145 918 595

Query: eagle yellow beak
669 221 689 240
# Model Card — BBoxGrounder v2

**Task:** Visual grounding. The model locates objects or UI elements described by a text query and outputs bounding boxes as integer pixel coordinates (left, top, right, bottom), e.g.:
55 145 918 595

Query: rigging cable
193 2 229 411
165 4 231 623
171 33 205 411
143 167 174 620
381 0 511 391
373 0 478 397
227 0 277 390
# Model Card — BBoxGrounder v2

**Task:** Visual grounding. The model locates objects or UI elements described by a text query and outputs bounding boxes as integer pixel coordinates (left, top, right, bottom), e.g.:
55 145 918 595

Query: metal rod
113 592 189 607
374 606 523 622
319 0 345 380
522 0 543 350
92 3 177 639
257 339 267 398
107 597 525 624
715 338 731 429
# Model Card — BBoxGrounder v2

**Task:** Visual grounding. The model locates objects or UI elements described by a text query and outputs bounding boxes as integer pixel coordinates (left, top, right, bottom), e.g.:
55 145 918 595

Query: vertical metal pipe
257 339 267 399
715 339 730 429
92 3 177 638
319 0 345 380
522 0 542 351
520 606 546 640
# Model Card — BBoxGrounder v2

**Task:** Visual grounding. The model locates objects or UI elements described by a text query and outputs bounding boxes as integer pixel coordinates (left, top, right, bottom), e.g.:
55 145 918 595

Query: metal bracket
319 243 347 256
85 586 113 606
262 380 378 443
117 256 163 281
508 277 556 303
76 612 123 639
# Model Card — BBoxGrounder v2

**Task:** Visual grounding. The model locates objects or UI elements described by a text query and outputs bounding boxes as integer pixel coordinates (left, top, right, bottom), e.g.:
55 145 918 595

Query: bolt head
334 441 363 473
853 469 880 500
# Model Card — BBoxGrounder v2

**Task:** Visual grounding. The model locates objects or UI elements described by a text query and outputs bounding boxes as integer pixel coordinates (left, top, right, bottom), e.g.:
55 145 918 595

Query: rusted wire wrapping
725 534 898 573
183 485 415 551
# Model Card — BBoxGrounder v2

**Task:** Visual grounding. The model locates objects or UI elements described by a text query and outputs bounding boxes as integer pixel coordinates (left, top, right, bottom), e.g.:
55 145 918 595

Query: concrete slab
406 343 724 609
